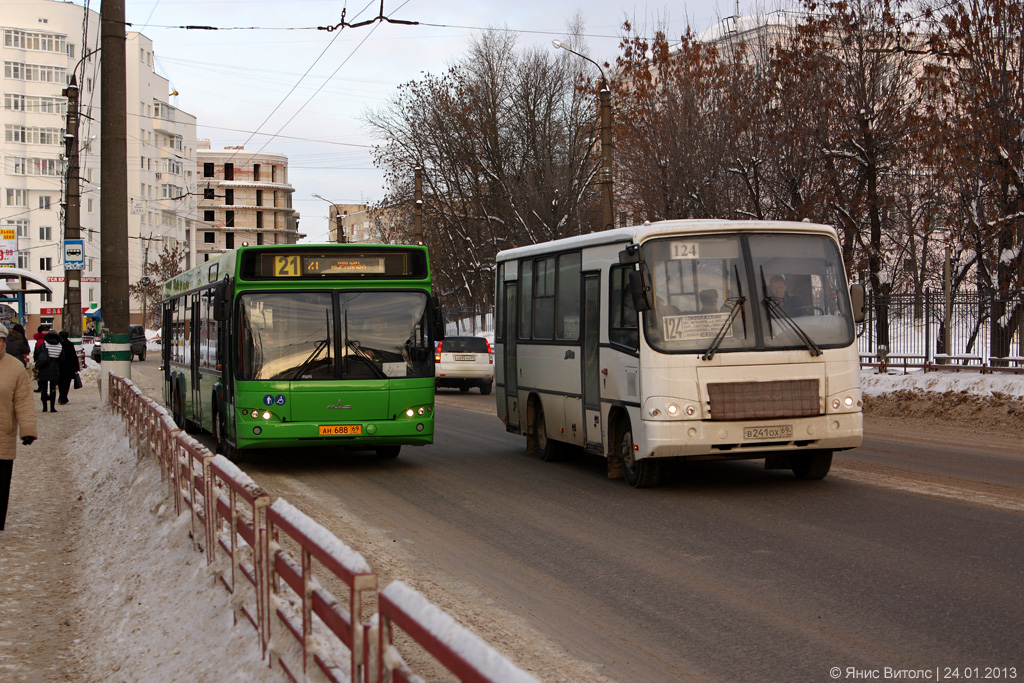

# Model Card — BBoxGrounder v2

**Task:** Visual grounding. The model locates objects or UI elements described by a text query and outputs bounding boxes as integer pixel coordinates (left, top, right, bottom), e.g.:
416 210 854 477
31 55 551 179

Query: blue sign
263 395 274 406
275 395 286 405
64 239 85 271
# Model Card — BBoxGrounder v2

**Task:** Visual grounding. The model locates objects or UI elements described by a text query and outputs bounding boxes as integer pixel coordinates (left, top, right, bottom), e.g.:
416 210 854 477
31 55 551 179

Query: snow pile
861 368 1024 399
71 410 277 681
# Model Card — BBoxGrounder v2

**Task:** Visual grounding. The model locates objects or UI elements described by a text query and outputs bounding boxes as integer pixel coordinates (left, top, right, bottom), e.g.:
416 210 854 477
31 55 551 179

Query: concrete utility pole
552 40 615 231
100 0 130 392
62 76 82 352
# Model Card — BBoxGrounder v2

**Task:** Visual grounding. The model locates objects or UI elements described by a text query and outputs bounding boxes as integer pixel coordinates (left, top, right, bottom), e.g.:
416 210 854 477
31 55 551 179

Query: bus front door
582 273 602 449
504 282 519 430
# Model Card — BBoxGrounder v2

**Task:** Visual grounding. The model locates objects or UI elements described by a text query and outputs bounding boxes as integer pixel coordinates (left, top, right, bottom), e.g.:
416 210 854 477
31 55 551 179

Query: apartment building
1 0 100 331
2 0 198 330
196 141 302 259
127 32 198 304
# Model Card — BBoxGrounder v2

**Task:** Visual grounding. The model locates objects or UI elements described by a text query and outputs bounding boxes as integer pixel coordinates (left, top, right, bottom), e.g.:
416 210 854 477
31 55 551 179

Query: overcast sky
119 0 743 242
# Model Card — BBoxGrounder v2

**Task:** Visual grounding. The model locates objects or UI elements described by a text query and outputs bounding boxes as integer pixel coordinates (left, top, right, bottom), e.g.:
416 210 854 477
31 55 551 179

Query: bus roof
495 219 837 262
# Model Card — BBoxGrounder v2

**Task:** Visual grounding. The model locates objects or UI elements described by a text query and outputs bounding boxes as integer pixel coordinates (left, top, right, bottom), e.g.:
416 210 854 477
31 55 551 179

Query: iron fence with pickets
858 290 1024 370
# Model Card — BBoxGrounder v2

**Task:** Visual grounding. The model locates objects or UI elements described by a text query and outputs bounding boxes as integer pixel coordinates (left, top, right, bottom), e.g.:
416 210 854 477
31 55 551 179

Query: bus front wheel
791 450 832 480
376 445 401 459
213 408 239 461
620 419 662 488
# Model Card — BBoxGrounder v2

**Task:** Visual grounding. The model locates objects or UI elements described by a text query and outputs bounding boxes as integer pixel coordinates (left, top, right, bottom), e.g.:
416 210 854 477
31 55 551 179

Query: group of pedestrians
1 322 82 531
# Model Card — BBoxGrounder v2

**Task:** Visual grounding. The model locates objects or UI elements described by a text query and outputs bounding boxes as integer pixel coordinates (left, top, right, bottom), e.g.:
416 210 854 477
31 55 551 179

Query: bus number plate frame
319 425 363 436
743 425 793 440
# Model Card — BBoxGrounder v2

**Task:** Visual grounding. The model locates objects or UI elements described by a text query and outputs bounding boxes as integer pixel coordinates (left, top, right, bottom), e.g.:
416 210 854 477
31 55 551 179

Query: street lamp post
312 193 348 243
552 40 615 232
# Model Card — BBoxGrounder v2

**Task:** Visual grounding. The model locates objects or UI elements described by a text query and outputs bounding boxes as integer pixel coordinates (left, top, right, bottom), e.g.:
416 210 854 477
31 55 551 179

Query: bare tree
128 243 187 329
930 0 1024 357
364 28 602 310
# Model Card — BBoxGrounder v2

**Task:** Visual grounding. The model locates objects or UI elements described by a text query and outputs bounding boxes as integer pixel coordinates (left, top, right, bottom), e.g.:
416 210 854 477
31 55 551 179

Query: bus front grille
706 379 820 421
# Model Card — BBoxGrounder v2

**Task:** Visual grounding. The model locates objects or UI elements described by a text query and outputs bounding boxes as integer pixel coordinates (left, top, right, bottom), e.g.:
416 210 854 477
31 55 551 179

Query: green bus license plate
743 425 793 440
319 425 362 436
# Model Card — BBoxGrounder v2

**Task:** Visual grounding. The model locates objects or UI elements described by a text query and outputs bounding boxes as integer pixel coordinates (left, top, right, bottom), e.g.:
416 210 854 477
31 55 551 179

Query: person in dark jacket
5 324 30 367
31 325 49 393
56 330 80 405
32 331 63 413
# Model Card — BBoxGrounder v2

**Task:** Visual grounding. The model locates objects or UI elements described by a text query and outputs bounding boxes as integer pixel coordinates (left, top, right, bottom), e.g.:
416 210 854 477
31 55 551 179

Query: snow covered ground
1 360 1022 682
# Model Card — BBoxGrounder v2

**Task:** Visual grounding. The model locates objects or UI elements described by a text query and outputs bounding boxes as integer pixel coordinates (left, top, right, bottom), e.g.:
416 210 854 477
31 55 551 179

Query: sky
112 0 745 242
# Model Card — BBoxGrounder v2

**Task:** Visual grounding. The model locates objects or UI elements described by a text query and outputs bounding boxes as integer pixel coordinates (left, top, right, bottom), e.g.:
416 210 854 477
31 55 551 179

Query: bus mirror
432 298 446 341
628 271 651 312
618 246 640 265
850 283 865 323
213 282 230 322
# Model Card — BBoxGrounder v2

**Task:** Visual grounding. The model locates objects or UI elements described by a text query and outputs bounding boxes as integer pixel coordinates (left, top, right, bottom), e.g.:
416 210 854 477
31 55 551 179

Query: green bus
161 244 445 460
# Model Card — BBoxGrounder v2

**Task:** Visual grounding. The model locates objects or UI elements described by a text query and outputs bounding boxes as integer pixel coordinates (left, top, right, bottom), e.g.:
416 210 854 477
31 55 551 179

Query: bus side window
610 265 639 350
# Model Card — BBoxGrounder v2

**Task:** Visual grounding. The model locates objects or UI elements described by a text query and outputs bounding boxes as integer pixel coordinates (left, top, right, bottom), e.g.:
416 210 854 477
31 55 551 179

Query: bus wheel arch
616 412 662 488
526 394 559 461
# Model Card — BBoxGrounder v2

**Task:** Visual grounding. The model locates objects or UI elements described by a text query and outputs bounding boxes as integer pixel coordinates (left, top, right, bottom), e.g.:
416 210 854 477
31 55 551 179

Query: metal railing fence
858 289 1024 367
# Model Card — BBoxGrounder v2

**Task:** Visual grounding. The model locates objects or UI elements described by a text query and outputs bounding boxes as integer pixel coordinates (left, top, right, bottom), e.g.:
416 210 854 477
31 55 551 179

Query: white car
435 336 493 394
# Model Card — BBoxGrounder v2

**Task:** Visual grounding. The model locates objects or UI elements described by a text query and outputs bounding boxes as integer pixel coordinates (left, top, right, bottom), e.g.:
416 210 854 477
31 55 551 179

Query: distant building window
39 226 52 240
225 211 234 228
203 162 214 177
39 257 52 271
255 190 262 206
203 188 214 199
224 163 233 181
224 189 233 205
204 232 215 244
38 195 50 209
253 164 260 181
204 210 215 222
256 211 263 230
225 232 234 249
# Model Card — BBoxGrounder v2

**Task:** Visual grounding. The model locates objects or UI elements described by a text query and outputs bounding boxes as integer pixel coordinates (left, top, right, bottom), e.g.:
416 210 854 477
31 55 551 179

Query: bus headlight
828 391 861 413
645 397 700 420
403 405 433 418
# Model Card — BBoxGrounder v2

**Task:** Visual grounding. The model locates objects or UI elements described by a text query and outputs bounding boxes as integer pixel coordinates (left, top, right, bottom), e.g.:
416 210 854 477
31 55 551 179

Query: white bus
494 220 865 487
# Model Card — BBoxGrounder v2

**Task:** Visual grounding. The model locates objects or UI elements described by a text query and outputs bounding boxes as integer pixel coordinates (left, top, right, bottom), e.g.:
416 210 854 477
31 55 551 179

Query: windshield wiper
702 296 746 360
343 310 387 379
291 309 333 379
291 338 330 379
760 267 822 357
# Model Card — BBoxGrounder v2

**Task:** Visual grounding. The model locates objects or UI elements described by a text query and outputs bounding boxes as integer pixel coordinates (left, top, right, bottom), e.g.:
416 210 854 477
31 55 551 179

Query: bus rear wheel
791 450 832 480
534 405 560 462
620 419 662 488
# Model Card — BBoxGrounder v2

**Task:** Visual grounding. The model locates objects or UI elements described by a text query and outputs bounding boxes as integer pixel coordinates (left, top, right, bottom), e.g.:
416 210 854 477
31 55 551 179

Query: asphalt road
127 360 1024 682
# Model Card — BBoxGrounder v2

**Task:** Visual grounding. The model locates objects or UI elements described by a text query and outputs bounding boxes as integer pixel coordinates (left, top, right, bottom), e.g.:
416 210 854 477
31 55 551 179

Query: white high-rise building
1 0 196 331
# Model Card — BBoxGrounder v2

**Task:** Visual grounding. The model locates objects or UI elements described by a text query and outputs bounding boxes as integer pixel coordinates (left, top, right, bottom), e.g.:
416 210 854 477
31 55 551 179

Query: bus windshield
641 233 855 354
237 290 432 380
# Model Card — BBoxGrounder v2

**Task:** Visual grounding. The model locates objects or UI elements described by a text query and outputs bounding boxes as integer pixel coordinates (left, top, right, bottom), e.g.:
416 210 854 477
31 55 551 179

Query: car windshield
640 233 855 354
236 290 432 380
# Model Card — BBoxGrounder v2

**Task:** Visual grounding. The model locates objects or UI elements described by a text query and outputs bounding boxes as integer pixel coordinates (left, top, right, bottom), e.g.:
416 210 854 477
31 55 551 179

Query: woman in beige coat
0 323 38 531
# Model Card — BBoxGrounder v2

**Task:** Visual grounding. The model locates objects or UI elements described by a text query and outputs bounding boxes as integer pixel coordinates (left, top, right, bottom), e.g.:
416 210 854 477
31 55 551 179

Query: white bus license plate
743 425 793 440
454 355 475 361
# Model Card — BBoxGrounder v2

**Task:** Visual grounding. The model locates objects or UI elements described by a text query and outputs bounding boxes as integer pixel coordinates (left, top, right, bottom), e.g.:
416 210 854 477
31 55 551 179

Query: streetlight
311 193 347 243
552 40 615 232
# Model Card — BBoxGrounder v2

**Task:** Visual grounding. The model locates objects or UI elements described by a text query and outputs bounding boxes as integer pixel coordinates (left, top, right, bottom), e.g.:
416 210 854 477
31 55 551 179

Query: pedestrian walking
0 323 38 532
33 331 63 413
56 330 80 405
6 324 30 367
31 325 49 393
